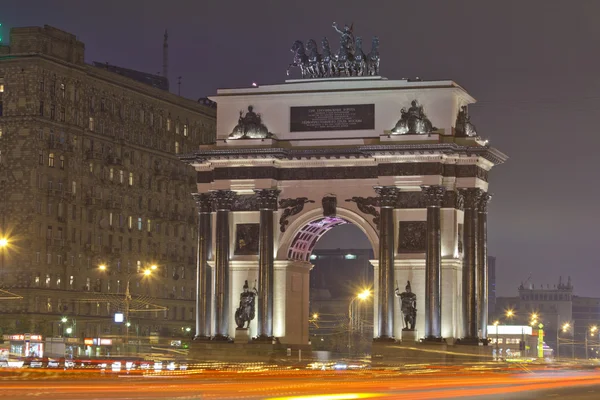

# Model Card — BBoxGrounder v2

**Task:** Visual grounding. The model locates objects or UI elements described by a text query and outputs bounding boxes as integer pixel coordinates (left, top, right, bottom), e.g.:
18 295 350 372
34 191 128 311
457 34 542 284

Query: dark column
459 188 483 341
193 193 212 340
477 193 492 340
211 189 236 340
254 188 280 341
374 186 399 341
421 185 446 340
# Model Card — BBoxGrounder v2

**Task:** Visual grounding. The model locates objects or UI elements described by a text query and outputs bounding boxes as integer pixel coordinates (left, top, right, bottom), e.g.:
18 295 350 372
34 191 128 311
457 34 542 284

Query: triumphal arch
181 25 507 349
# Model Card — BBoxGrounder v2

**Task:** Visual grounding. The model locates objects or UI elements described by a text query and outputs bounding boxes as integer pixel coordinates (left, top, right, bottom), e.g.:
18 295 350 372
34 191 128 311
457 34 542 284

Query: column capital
478 192 492 213
374 186 400 208
211 190 236 211
192 193 212 213
254 188 281 210
459 188 484 210
421 185 446 207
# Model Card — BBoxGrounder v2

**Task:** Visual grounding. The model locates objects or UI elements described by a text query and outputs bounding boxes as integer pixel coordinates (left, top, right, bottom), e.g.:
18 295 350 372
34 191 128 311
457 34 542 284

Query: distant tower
163 29 169 83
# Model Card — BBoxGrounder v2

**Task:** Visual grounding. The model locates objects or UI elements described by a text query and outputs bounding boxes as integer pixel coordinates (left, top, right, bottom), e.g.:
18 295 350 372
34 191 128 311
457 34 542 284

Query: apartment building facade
0 25 215 340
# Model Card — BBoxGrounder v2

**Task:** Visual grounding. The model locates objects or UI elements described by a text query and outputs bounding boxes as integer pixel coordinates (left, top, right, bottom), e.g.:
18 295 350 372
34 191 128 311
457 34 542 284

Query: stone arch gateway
181 76 507 347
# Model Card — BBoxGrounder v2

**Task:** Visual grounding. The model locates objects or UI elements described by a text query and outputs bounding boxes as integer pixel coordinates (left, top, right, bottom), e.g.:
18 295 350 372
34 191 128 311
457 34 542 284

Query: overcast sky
3 0 599 297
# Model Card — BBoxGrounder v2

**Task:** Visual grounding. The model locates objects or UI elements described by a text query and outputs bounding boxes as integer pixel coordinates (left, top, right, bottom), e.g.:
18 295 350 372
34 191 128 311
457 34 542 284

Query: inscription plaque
290 104 375 132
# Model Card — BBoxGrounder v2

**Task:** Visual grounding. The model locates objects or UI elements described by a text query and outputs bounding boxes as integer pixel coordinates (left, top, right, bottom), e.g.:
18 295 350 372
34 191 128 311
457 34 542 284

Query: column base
456 337 481 345
252 335 279 344
193 335 212 342
373 336 397 343
211 334 233 343
422 336 445 343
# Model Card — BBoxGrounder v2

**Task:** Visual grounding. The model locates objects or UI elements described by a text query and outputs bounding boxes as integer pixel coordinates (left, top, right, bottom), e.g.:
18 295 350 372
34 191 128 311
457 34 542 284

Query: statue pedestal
234 328 251 343
401 330 418 343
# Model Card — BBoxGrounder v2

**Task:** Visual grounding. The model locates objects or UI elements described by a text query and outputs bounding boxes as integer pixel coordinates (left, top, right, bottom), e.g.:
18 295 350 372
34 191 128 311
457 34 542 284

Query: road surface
1 368 600 399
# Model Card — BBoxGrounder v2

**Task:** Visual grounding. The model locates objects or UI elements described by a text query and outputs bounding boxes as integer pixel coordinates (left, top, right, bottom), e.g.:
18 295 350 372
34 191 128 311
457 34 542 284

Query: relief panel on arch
234 223 260 255
398 221 426 253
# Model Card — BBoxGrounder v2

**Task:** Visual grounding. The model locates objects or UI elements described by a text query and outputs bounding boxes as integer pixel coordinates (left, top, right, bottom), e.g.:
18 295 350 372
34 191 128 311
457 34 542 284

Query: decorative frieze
398 221 427 253
279 197 315 232
196 163 489 183
234 223 260 255
231 194 258 212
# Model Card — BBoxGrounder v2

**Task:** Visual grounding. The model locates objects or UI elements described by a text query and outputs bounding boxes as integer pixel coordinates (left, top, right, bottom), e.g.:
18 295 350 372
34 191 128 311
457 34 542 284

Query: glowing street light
0 238 8 248
562 322 571 332
98 264 107 271
505 309 515 319
312 313 319 320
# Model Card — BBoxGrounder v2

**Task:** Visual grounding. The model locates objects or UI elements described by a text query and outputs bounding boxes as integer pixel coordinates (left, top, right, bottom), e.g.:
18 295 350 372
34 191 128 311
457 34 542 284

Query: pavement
1 366 600 399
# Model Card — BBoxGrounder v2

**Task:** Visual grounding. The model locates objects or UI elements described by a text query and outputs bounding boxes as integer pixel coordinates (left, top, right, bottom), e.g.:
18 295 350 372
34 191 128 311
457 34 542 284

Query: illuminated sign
84 338 94 345
487 325 533 335
114 313 124 323
99 339 112 345
8 335 25 341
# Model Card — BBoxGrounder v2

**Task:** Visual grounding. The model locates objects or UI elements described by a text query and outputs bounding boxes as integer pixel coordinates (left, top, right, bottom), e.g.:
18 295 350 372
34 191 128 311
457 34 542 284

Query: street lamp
0 236 8 281
558 322 571 360
98 263 156 354
493 320 500 360
586 326 598 359
348 289 372 354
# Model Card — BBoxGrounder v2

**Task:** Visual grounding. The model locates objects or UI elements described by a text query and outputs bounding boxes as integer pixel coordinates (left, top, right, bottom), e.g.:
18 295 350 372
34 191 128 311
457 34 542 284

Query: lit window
0 83 4 93
128 172 133 186
175 122 180 134
89 117 94 131
137 217 142 231
175 141 180 154
167 116 172 131
109 212 113 227
60 83 65 98
119 170 124 183
109 167 114 180
48 153 55 167
183 124 188 136
128 216 133 229
71 181 76 194
147 219 152 232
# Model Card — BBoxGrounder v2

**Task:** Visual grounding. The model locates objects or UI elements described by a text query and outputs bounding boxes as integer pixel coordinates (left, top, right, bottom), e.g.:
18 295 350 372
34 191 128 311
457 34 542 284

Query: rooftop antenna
177 76 182 96
163 29 169 84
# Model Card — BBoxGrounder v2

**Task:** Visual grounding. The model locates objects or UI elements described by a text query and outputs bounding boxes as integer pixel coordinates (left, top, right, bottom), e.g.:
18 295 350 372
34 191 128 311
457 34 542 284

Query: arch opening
287 216 350 261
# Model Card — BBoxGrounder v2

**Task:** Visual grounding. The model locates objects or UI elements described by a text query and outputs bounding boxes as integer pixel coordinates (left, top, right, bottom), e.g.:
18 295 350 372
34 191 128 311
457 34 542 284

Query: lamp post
0 237 8 283
558 322 570 361
348 289 371 355
98 263 156 354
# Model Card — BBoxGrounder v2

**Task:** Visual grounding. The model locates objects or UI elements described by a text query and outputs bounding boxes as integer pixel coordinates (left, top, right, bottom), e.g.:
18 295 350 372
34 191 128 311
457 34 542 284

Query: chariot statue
234 280 257 329
286 23 381 78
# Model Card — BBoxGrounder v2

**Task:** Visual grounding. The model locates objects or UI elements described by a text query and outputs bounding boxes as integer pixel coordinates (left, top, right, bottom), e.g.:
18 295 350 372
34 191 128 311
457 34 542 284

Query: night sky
3 0 600 297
